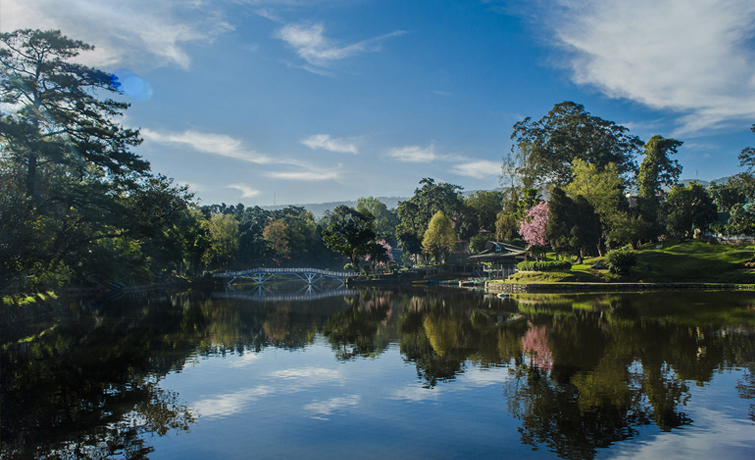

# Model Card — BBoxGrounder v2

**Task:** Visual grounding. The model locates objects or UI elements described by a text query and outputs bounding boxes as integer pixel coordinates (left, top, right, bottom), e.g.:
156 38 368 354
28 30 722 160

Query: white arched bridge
213 267 353 286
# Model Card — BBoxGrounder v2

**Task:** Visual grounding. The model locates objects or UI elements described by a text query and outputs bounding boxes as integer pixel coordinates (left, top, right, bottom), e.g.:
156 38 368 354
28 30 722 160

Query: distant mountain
260 196 409 218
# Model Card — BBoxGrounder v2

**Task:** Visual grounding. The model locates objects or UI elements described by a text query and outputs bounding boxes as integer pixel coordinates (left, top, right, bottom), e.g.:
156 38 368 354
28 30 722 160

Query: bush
517 260 572 271
605 246 637 275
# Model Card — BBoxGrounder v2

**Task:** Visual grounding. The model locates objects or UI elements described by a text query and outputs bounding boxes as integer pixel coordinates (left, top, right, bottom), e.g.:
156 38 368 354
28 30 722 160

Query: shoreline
485 280 755 294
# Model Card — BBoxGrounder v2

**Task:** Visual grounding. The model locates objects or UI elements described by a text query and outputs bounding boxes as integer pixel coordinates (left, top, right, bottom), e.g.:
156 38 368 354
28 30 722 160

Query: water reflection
2 289 755 459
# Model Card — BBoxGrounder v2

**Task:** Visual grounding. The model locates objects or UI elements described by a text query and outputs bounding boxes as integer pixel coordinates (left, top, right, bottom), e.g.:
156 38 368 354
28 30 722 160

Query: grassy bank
505 239 755 285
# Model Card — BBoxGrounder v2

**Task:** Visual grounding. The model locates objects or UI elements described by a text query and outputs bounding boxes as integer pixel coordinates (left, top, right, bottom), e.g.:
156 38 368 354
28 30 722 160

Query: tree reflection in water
1 293 198 459
2 289 755 459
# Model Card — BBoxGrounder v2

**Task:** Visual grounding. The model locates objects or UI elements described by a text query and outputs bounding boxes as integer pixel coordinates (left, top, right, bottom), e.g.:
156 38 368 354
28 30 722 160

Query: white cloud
268 169 341 181
276 22 405 71
303 394 360 418
607 407 755 459
391 385 440 402
451 159 501 179
302 134 359 154
142 129 274 164
227 183 261 198
3 0 232 69
270 366 342 382
387 145 438 163
193 385 274 419
530 0 755 133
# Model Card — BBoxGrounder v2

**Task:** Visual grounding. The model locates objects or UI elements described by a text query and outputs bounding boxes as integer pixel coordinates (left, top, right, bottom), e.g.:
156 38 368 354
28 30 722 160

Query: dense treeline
3 28 755 294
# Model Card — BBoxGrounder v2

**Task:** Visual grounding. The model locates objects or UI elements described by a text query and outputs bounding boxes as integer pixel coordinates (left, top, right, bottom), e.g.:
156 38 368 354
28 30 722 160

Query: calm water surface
3 287 755 459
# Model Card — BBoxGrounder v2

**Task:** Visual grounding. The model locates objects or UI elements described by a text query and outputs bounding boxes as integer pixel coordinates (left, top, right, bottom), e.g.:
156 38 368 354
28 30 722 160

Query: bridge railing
213 267 353 278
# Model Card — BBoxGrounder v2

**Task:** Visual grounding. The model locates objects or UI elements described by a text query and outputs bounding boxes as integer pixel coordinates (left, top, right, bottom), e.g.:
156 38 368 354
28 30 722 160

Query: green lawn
632 239 755 283
507 239 755 284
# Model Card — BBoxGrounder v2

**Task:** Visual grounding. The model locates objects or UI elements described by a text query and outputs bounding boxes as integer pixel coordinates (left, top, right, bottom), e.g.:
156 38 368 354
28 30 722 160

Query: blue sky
5 0 755 206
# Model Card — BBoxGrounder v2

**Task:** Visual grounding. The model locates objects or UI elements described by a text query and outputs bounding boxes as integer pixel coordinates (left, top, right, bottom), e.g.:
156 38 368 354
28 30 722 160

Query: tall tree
564 160 639 252
663 183 717 238
0 29 191 289
422 211 457 264
321 205 377 272
511 101 644 186
636 135 683 238
738 123 755 172
397 178 464 259
465 190 504 233
356 196 399 243
546 188 601 262
637 136 683 199
0 29 148 198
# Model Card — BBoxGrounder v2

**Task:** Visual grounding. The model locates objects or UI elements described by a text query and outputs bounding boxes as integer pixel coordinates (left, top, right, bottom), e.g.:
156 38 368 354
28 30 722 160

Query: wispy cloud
142 129 274 164
268 168 341 181
4 0 232 69
386 144 499 178
302 134 359 154
521 0 755 133
391 385 440 402
303 394 360 419
451 159 501 179
387 145 439 163
143 128 342 182
276 22 405 72
270 367 342 383
193 385 274 419
227 183 261 198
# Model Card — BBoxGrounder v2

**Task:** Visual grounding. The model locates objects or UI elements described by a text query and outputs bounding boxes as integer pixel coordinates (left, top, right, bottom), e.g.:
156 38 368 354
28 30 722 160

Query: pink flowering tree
519 201 549 260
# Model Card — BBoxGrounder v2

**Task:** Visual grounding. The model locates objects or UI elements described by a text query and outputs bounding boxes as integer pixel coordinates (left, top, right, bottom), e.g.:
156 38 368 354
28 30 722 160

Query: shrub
605 246 637 275
517 260 572 271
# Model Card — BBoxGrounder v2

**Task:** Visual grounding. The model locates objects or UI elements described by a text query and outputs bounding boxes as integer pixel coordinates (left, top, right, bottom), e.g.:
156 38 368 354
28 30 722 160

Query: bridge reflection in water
213 285 358 302
212 267 352 286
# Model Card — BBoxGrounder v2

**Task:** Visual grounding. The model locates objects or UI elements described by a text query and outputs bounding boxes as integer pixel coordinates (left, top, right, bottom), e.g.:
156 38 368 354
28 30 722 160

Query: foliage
636 135 683 238
709 178 748 214
464 190 504 233
516 260 572 271
663 182 717 238
564 159 641 251
546 188 601 260
397 178 465 256
519 201 549 248
0 30 149 197
0 29 193 291
725 203 755 235
201 214 239 268
422 211 457 264
322 205 377 272
262 220 290 265
469 233 490 253
510 101 643 186
637 136 683 199
356 196 399 243
604 246 636 275
738 123 755 172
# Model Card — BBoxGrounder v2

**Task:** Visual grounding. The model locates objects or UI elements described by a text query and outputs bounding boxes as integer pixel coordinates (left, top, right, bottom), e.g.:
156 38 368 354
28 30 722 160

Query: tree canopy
321 205 377 272
510 101 644 186
422 211 457 264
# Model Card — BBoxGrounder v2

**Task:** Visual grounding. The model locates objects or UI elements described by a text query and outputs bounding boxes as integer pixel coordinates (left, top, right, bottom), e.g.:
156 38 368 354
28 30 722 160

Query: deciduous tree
422 211 457 264
511 101 643 186
663 183 717 238
322 205 377 272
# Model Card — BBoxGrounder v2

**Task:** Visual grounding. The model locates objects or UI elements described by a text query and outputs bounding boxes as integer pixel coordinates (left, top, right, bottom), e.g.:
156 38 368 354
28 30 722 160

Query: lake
2 287 755 459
